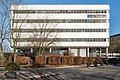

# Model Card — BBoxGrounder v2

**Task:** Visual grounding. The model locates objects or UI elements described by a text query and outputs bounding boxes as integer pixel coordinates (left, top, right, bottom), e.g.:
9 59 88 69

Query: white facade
11 5 110 57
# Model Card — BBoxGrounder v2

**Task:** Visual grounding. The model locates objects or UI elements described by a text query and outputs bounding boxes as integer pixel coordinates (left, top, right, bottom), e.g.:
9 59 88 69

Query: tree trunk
0 43 4 65
13 48 16 62
38 48 41 56
38 48 43 56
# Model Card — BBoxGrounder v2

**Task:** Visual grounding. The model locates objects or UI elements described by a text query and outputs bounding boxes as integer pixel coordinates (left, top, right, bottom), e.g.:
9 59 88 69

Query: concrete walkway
0 65 120 80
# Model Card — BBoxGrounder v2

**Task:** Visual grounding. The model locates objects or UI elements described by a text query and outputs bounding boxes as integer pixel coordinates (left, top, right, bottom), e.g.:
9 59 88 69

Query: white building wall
80 48 87 57
14 14 109 19
13 32 109 39
12 23 109 29
11 5 110 10
70 49 78 56
11 5 110 57
17 42 109 47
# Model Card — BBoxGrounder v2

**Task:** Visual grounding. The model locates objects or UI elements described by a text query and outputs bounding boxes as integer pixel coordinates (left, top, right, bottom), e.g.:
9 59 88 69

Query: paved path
0 65 120 80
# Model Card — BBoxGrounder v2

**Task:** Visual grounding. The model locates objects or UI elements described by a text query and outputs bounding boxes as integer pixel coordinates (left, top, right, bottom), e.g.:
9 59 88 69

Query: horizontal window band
13 10 107 14
13 19 107 23
12 29 106 32
14 38 106 42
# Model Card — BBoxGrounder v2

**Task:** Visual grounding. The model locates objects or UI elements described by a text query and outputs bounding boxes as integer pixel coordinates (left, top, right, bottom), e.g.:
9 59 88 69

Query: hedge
81 57 87 64
48 56 61 65
4 55 13 64
73 56 82 65
95 57 103 63
87 57 95 64
35 56 46 65
14 56 104 65
61 56 73 65
16 56 30 65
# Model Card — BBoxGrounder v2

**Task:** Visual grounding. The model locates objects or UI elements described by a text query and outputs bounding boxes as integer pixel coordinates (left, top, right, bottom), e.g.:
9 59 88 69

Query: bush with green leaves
5 62 20 72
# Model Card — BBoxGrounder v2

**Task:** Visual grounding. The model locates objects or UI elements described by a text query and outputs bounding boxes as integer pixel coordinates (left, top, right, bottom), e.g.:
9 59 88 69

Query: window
13 19 107 23
13 10 107 14
15 38 106 42
13 29 106 32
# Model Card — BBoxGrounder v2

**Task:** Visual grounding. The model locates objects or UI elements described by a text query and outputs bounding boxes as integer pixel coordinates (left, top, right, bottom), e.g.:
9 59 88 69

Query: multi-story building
11 4 110 57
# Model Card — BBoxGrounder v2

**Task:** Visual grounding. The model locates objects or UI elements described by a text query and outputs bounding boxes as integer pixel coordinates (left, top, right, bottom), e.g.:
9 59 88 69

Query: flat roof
11 4 110 10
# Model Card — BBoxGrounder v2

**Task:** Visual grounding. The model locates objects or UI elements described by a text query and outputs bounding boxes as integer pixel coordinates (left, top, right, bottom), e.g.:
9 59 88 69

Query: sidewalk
0 65 120 80
98 64 120 70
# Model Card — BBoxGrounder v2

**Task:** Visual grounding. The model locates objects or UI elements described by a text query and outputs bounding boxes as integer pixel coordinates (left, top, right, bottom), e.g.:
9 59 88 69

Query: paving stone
33 75 41 78
43 73 50 77
0 65 120 80
47 72 56 76
45 76 57 80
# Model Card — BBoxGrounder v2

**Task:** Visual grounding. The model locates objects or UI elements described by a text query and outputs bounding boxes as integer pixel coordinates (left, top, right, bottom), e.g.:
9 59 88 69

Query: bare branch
29 16 59 55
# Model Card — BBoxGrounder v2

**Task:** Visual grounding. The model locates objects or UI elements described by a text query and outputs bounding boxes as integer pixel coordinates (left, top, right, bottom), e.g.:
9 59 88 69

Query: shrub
101 58 105 64
4 56 13 65
73 56 82 65
94 57 103 66
93 60 98 67
16 56 30 65
35 56 46 65
5 62 20 72
61 56 73 65
86 57 92 67
90 57 95 64
86 61 91 67
85 57 95 67
100 61 104 66
95 57 102 64
81 57 87 64
48 56 61 65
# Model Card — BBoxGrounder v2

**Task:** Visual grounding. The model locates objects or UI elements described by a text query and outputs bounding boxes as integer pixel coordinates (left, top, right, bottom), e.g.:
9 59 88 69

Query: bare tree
11 17 22 62
0 0 22 52
0 0 22 64
11 4 28 62
30 18 59 56
0 0 12 64
109 36 120 53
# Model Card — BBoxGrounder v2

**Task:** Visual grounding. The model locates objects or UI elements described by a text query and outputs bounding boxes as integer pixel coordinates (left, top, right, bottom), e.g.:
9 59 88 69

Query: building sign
87 15 106 18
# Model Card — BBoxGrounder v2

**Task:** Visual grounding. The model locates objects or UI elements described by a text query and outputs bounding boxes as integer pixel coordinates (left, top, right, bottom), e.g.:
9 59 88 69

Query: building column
77 48 80 56
87 48 89 57
68 47 71 55
106 47 108 65
49 48 52 53
16 49 18 53
31 48 33 53
100 48 102 57
66 47 71 56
